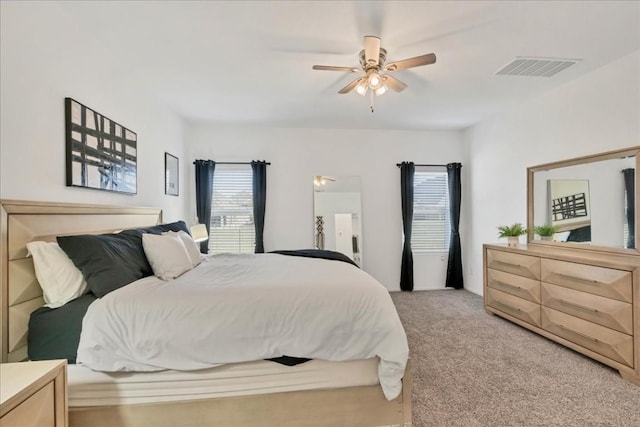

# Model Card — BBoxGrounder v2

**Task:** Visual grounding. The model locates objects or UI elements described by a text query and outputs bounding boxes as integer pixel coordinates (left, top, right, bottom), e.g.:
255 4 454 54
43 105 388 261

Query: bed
0 199 412 427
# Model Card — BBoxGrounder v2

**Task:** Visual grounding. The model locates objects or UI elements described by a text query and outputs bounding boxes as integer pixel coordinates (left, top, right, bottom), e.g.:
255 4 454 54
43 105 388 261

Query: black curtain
251 161 268 253
623 168 635 248
445 163 463 289
194 160 215 253
400 162 415 291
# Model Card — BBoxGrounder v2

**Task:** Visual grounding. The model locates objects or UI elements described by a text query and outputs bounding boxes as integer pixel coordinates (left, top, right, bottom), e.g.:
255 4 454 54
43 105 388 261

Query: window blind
412 170 451 252
208 165 255 254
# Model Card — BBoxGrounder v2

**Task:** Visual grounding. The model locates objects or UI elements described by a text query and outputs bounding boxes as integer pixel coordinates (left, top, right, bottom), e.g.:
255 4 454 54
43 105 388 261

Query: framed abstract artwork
165 152 179 196
65 98 137 194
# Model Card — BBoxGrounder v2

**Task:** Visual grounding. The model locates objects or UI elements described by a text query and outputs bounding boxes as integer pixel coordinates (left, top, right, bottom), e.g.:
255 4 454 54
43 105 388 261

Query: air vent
496 57 579 77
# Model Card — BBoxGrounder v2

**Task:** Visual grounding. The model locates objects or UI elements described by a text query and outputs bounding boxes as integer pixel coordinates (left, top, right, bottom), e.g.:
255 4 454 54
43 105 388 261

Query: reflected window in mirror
313 176 363 266
622 168 635 248
528 146 638 253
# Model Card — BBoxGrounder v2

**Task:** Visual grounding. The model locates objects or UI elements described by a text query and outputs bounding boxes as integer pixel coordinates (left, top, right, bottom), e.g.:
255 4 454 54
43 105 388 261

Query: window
411 169 450 252
208 165 255 254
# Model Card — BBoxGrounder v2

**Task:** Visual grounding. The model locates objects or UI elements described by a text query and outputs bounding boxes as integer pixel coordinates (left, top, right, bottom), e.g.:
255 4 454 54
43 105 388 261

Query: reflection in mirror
531 153 636 249
548 179 591 243
313 176 363 266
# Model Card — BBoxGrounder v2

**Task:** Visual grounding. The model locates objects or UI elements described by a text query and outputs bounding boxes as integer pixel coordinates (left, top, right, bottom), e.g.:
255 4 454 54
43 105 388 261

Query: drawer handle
555 273 603 286
559 299 598 313
496 281 522 290
495 301 522 313
495 260 524 268
558 324 599 343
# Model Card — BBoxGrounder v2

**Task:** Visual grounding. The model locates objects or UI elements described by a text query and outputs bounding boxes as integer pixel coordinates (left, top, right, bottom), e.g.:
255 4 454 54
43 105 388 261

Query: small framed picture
165 152 179 196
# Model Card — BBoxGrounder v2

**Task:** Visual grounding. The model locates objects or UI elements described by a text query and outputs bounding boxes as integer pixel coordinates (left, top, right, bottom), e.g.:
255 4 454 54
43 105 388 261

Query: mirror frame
527 145 640 256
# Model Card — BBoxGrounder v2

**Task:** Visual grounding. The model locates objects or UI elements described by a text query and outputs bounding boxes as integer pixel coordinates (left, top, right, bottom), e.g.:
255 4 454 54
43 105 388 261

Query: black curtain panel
445 162 464 289
251 160 268 253
194 160 215 253
623 168 635 248
400 162 415 291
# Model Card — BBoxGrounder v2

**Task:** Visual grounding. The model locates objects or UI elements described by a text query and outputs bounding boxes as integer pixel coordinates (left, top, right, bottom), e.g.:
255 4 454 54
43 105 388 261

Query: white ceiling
36 1 640 130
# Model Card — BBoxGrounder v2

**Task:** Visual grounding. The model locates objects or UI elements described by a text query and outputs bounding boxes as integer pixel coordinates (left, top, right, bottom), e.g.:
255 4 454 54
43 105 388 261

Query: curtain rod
396 163 461 167
193 161 271 165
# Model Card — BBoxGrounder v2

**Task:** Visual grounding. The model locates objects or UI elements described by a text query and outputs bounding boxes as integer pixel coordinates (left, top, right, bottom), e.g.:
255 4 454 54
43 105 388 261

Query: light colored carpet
390 290 640 427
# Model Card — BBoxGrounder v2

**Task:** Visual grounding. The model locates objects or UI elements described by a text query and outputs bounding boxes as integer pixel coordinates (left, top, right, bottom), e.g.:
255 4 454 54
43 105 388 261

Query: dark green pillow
57 232 152 297
121 220 191 236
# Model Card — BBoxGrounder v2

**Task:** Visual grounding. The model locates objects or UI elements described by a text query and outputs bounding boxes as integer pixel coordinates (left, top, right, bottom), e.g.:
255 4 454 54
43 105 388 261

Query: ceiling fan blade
383 75 407 92
364 36 381 66
338 77 364 94
385 53 436 71
313 65 360 72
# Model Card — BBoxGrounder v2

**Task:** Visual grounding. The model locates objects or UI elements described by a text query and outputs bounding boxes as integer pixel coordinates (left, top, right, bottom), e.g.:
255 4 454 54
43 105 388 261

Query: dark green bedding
28 293 97 363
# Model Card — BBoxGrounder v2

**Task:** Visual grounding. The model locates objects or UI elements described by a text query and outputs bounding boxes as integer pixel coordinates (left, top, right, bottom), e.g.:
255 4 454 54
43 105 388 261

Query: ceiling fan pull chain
370 90 374 113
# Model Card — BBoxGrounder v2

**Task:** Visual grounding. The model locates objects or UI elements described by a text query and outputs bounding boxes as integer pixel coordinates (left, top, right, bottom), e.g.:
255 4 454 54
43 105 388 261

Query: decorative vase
315 216 325 250
507 236 520 247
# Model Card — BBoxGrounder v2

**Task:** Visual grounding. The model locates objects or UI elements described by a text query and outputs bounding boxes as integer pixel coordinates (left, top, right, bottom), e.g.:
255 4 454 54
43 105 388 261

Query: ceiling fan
314 175 336 186
312 35 436 111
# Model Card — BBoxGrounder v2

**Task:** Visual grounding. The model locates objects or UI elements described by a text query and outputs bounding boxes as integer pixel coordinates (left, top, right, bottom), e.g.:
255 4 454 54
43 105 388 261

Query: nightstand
0 359 67 427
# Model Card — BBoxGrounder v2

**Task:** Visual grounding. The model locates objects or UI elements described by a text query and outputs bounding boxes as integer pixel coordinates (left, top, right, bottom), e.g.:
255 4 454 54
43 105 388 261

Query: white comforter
77 253 409 400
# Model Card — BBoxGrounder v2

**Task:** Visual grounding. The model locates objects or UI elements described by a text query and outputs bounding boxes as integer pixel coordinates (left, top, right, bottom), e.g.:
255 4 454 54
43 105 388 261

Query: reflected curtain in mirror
445 163 463 289
399 162 415 291
194 160 216 253
251 161 268 253
623 168 635 248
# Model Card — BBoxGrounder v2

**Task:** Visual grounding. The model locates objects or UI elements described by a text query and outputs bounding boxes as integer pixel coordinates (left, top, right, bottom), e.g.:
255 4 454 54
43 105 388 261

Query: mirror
528 146 638 253
313 176 363 266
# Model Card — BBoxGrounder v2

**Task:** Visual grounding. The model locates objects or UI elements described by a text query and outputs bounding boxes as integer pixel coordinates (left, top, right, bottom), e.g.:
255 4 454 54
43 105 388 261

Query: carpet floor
390 290 640 427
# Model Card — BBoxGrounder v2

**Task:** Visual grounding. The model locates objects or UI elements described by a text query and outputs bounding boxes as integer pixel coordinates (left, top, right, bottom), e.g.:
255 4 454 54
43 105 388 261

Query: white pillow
142 233 193 280
26 241 88 308
163 230 202 268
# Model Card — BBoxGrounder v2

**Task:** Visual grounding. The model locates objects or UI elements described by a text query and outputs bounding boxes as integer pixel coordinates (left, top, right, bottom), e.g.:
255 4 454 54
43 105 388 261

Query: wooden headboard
0 200 162 363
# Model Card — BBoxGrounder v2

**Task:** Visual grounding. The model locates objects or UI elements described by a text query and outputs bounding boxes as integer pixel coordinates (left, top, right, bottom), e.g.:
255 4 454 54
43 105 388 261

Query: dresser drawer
542 282 633 335
487 268 540 303
487 287 540 327
541 259 632 303
1 382 55 427
486 249 540 280
541 307 634 368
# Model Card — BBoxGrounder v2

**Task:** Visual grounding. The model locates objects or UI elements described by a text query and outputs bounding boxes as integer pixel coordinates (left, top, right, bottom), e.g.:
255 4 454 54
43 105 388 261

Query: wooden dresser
483 243 640 385
0 359 68 427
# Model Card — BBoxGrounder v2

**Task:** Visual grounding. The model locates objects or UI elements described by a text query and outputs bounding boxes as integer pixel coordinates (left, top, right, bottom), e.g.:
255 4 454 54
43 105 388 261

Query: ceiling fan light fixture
355 81 368 96
367 71 382 89
374 85 388 96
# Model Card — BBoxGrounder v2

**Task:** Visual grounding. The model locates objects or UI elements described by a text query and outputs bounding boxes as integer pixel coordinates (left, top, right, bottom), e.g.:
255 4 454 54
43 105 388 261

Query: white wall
0 2 189 222
464 50 640 295
188 125 464 291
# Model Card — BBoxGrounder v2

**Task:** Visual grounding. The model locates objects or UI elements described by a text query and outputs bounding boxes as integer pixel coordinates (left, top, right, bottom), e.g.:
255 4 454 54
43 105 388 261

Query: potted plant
497 223 527 247
534 224 559 241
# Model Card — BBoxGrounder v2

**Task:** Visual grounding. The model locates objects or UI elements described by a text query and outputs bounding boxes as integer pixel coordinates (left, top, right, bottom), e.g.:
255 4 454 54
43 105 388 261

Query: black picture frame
165 152 179 196
65 98 137 194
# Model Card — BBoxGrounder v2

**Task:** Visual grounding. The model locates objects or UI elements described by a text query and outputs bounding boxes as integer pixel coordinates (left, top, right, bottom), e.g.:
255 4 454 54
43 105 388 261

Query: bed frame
0 199 412 427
